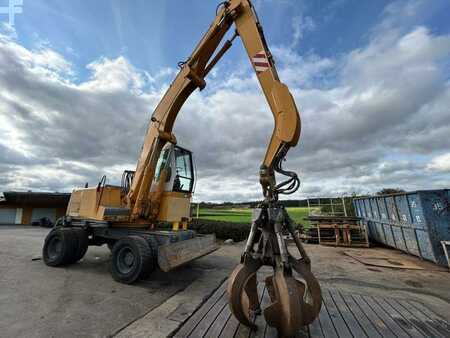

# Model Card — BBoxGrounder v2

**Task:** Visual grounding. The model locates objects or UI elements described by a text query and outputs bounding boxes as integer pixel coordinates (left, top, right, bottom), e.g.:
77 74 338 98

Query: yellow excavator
42 0 321 336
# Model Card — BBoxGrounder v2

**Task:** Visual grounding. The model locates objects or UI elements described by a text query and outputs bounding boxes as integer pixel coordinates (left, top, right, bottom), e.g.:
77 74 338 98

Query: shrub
191 219 250 242
156 219 250 242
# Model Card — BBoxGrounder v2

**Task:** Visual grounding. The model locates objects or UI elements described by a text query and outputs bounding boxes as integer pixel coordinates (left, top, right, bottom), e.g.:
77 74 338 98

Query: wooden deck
174 280 450 338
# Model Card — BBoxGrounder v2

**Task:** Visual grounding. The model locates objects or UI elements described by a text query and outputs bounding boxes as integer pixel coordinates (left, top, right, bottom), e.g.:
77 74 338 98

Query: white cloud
291 14 316 48
0 0 449 201
427 153 450 172
79 56 147 93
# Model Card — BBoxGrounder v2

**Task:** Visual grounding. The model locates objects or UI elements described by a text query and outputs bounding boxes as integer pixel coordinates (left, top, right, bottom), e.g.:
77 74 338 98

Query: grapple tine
227 255 262 328
290 257 322 325
263 268 303 337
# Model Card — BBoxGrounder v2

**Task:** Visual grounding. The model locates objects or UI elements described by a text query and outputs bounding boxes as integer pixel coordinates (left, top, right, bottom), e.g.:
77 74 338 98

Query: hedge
190 219 250 242
156 219 251 242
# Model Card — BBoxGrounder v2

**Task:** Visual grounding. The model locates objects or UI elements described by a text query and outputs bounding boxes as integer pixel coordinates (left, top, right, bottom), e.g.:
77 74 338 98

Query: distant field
197 207 313 226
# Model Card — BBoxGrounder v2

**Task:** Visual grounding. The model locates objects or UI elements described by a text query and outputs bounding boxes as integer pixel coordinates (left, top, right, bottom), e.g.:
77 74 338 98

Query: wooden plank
384 297 444 338
352 294 395 338
190 291 229 337
322 289 352 337
361 295 409 338
409 300 450 323
174 282 227 338
204 304 232 338
341 292 381 338
329 289 367 337
374 297 424 338
219 315 239 338
234 321 252 337
316 291 338 337
406 300 450 337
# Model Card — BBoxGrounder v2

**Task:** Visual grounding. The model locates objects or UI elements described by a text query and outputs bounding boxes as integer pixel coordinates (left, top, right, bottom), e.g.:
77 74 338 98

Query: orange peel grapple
228 205 322 337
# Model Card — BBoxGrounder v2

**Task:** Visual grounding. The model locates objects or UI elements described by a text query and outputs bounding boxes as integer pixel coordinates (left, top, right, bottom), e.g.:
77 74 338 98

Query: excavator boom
127 0 301 221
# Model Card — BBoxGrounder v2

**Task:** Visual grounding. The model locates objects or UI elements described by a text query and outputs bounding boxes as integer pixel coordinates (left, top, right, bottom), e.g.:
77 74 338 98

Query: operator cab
152 143 195 194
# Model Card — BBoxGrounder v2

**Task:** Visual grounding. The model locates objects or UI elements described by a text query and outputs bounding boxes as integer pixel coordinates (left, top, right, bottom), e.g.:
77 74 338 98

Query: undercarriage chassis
42 218 218 283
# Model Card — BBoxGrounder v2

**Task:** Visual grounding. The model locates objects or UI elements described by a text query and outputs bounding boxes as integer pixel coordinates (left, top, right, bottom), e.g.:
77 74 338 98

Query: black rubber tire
111 236 153 284
43 228 78 267
107 242 115 252
141 235 158 271
69 228 89 263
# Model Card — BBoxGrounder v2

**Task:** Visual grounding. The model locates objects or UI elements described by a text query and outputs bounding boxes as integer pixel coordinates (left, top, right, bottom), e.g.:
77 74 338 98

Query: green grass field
197 207 312 226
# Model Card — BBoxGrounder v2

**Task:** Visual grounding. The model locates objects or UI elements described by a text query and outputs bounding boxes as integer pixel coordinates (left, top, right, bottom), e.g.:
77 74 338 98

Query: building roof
0 191 71 206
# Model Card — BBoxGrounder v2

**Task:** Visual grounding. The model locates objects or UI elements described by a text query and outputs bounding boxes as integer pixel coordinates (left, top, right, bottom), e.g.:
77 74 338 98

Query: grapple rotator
228 204 322 337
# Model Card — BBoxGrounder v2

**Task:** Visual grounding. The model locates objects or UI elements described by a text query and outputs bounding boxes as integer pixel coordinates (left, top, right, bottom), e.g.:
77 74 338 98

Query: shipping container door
363 199 373 219
359 199 367 218
375 222 386 243
353 200 361 217
415 230 435 262
0 208 16 224
395 194 412 225
370 198 380 220
402 228 420 256
367 220 376 241
31 208 57 223
376 197 389 221
407 193 425 229
352 199 361 217
383 224 396 248
419 190 450 265
391 225 407 252
385 196 399 223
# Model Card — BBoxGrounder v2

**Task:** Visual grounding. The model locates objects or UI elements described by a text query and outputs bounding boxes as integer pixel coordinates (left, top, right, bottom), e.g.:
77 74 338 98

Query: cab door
151 144 195 194
152 144 195 222
150 143 174 193
172 146 195 193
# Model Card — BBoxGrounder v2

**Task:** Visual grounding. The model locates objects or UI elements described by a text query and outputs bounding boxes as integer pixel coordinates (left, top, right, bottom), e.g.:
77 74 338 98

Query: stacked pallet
304 215 369 248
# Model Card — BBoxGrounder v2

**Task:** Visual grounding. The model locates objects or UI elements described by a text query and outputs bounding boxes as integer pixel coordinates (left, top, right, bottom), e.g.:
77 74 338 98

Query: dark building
0 191 70 225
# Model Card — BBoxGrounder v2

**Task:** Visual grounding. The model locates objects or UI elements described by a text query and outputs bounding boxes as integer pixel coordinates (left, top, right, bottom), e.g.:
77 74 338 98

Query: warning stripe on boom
252 50 270 73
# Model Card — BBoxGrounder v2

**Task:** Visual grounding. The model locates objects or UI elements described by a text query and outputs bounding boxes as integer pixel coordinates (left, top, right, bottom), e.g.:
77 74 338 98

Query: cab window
154 147 171 182
173 147 194 193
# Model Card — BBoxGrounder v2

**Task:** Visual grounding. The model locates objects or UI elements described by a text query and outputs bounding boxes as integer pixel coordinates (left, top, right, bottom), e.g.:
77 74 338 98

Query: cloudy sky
0 0 449 202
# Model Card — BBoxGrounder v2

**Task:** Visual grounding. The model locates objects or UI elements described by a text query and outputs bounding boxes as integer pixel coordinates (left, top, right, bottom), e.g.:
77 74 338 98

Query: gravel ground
0 226 236 338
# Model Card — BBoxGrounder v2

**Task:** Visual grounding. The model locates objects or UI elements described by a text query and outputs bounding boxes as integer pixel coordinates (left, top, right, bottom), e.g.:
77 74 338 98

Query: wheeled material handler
43 0 321 336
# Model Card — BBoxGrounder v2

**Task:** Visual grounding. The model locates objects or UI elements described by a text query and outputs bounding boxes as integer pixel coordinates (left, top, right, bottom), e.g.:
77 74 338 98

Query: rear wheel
111 236 154 284
43 228 78 266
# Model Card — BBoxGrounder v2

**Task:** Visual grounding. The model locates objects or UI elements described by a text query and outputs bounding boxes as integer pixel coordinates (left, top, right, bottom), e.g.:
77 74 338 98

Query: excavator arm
124 2 320 335
128 0 301 221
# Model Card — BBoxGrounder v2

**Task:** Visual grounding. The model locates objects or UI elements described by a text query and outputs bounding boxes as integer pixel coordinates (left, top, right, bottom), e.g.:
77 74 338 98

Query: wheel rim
117 247 135 274
48 236 62 260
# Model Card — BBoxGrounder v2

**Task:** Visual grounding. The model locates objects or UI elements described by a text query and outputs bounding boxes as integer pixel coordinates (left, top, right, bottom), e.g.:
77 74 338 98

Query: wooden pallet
304 216 369 248
174 280 450 338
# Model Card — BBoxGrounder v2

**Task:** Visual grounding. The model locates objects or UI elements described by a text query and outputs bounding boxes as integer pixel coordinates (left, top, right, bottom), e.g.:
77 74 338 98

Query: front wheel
111 236 154 284
42 228 77 266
